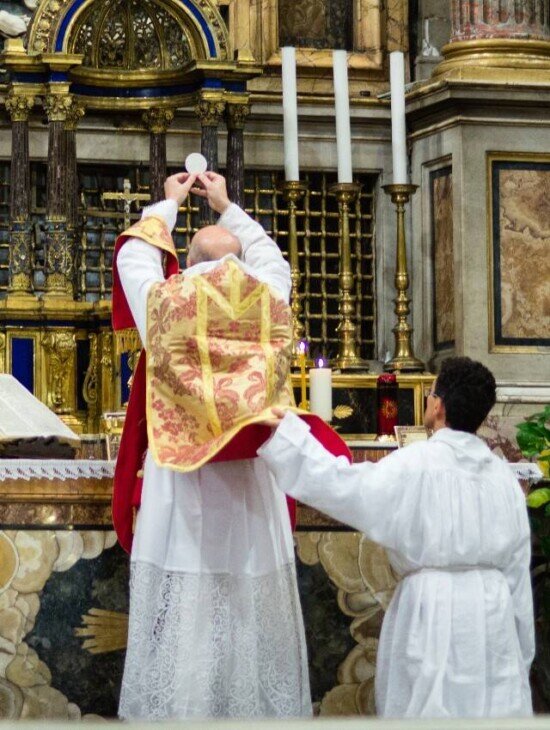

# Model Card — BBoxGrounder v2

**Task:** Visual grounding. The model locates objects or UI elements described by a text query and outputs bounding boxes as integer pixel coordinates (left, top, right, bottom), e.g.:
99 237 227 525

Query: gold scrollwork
83 334 98 408
42 330 76 413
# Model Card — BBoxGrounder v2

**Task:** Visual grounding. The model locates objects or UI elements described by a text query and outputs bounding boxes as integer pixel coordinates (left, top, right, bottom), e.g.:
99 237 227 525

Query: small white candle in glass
309 358 333 422
332 49 353 184
281 46 300 181
389 51 408 185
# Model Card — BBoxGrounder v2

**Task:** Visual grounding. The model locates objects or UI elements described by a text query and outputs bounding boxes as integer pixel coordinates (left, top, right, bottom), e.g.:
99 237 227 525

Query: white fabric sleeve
257 411 403 548
502 499 535 673
218 203 291 303
116 199 179 343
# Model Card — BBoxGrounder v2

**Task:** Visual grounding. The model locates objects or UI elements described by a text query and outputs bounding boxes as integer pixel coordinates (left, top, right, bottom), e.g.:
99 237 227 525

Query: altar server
259 357 534 718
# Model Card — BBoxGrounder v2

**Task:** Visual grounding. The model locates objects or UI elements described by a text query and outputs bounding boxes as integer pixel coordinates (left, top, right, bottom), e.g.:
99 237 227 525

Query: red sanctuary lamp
376 373 398 436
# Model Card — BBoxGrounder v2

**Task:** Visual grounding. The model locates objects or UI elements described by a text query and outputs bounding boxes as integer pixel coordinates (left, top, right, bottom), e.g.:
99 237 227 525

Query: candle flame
317 358 325 368
298 341 306 354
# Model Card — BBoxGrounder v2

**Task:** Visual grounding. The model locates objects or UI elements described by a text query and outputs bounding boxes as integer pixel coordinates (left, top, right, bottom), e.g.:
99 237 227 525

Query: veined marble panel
492 161 550 347
430 167 454 350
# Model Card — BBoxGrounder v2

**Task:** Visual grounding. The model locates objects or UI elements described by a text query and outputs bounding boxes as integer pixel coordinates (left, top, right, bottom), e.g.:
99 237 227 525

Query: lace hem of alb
119 560 311 720
0 459 115 481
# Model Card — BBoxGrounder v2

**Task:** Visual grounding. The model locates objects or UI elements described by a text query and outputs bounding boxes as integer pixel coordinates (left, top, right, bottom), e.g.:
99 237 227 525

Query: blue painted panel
120 353 131 407
70 83 198 98
11 338 34 394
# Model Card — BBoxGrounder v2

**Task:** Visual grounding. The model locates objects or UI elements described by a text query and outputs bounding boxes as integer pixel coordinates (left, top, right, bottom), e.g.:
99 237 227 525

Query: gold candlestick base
283 180 308 369
330 182 369 372
382 183 425 373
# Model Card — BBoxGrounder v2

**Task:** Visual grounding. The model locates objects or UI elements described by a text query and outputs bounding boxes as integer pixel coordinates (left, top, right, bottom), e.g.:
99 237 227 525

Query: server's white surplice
116 200 310 720
259 412 535 719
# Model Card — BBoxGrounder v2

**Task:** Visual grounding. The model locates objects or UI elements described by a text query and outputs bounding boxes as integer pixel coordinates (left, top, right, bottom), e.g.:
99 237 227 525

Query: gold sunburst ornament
75 608 129 654
333 404 353 420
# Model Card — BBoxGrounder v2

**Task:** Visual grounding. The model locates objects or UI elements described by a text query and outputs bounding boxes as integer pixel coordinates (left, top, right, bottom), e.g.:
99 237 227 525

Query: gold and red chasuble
111 215 351 553
146 257 303 471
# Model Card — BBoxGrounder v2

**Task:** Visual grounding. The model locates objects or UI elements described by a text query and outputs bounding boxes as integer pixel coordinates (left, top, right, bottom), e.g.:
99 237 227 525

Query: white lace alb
119 561 311 720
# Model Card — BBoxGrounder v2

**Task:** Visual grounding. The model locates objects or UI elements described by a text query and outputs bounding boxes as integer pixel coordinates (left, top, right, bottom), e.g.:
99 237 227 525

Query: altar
0 434 402 720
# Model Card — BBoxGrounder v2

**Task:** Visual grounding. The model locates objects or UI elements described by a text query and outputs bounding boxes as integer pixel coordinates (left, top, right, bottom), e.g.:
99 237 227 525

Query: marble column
5 91 34 296
65 101 85 297
225 99 250 209
143 108 174 204
44 93 73 298
451 0 550 42
194 96 225 224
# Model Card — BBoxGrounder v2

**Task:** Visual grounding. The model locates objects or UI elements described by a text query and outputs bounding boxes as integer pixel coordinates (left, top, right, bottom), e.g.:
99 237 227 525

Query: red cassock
111 227 351 553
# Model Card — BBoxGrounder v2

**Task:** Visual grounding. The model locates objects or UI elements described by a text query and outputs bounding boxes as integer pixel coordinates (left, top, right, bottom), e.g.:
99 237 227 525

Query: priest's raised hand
191 171 231 214
164 171 198 205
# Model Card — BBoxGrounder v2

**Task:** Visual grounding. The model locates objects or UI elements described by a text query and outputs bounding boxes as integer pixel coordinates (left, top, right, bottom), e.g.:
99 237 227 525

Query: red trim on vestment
111 226 351 553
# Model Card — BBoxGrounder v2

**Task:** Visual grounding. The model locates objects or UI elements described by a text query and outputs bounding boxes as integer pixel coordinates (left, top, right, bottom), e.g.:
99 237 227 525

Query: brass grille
0 163 377 359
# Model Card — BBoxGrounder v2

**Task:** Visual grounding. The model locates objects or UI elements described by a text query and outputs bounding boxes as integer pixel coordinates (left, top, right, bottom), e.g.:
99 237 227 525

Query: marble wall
491 160 550 347
430 167 455 350
409 83 550 381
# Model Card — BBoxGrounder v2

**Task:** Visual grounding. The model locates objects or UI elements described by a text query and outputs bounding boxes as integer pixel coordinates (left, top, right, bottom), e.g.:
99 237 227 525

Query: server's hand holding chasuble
111 170 350 553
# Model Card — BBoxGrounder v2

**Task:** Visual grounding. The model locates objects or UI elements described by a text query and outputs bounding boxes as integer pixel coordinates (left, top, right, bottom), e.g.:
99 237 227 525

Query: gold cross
102 179 150 229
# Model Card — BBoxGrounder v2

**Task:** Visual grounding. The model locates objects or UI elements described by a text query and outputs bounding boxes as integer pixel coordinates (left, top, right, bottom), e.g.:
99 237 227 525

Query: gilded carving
4 94 34 122
142 107 175 134
64 101 85 130
44 94 73 123
29 0 229 60
83 334 99 430
226 102 250 130
295 532 397 716
8 222 33 281
44 220 73 296
41 331 76 413
194 98 226 127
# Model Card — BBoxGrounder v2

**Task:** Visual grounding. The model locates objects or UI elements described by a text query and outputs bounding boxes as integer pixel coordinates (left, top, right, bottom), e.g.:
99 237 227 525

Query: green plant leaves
527 488 550 509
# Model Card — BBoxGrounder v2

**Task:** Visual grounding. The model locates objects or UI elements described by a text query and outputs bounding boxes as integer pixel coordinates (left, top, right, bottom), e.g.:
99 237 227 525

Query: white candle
332 50 353 184
389 51 408 185
309 358 333 422
282 46 299 181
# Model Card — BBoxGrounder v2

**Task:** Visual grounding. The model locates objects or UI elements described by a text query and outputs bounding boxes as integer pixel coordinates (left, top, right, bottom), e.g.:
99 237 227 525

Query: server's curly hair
435 357 496 434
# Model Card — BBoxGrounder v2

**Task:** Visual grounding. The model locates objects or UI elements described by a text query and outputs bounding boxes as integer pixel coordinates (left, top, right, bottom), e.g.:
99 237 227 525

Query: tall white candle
389 51 408 185
281 46 299 181
309 359 333 422
332 50 353 184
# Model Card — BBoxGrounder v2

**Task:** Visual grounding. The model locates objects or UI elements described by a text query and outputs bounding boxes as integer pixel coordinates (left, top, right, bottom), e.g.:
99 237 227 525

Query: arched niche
27 0 230 61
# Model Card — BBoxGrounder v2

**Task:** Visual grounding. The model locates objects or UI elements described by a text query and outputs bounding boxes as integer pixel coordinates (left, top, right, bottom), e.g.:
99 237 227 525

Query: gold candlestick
382 183 424 372
297 341 308 409
330 182 369 371
283 180 308 368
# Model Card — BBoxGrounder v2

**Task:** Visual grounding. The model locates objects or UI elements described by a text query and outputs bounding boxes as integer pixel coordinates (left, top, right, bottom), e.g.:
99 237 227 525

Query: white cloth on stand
116 200 310 720
259 413 535 719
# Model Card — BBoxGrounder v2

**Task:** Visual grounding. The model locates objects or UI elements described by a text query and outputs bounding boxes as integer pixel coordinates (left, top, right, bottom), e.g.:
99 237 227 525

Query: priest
111 171 349 720
259 357 534 719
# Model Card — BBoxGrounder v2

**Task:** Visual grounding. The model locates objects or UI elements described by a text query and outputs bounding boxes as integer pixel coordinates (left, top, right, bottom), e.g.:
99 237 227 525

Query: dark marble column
194 96 225 224
225 99 250 209
451 0 550 41
143 108 174 204
5 91 34 296
65 101 85 297
44 93 73 298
